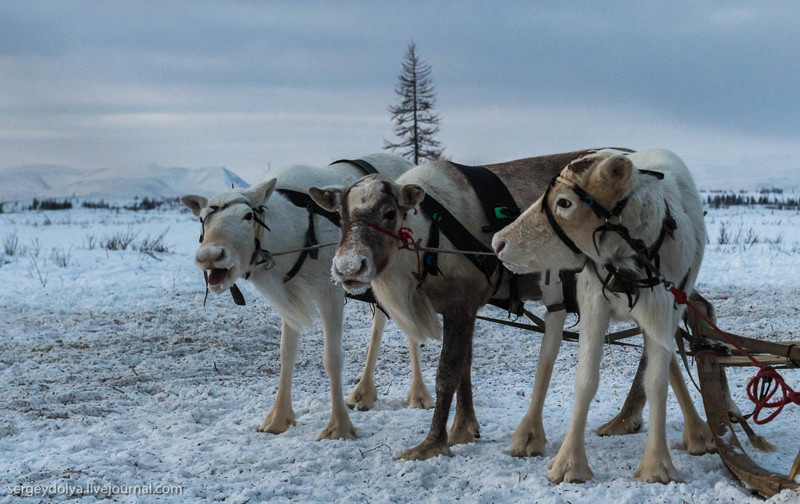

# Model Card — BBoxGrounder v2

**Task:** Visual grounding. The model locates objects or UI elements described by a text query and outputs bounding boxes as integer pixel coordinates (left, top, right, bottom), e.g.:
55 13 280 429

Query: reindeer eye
383 210 396 221
243 212 253 221
556 198 572 209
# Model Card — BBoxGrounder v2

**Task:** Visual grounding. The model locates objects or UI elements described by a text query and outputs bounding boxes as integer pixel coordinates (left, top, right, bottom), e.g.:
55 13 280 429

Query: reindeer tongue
208 268 228 285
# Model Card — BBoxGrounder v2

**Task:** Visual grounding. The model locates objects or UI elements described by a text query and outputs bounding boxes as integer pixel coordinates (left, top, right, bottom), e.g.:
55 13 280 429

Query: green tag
432 212 443 222
494 207 509 219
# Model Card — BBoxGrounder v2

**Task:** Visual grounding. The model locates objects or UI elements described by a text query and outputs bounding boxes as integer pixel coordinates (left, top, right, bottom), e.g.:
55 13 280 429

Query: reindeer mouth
207 268 232 287
342 279 369 294
501 261 532 275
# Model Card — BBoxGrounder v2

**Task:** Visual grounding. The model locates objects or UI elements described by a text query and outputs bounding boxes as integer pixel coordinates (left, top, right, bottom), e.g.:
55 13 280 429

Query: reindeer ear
247 178 277 205
309 186 343 212
593 155 633 190
181 195 208 217
398 184 425 211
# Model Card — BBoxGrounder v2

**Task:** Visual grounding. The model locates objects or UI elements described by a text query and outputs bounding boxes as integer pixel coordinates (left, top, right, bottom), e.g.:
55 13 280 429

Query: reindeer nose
195 244 228 269
333 254 370 279
493 238 507 257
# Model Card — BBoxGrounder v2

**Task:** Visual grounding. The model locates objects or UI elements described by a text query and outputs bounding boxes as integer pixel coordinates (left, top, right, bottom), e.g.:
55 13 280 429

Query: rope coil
670 285 800 424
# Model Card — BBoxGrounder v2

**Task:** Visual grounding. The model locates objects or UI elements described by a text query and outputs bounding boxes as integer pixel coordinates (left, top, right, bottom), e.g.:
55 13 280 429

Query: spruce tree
384 42 444 164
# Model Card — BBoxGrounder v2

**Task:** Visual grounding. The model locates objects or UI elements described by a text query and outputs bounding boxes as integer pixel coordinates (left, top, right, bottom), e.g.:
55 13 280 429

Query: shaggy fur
182 153 435 440
493 149 707 483
311 149 712 461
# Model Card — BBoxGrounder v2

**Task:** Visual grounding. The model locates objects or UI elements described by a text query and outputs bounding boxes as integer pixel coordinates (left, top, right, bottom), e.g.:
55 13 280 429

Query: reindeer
492 149 706 483
180 153 434 441
309 149 713 461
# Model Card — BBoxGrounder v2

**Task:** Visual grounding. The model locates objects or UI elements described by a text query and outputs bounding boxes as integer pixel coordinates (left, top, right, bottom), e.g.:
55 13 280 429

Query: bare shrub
27 254 48 288
3 231 20 256
137 228 171 259
28 238 41 258
102 226 139 251
716 221 760 247
717 222 729 245
766 233 783 245
85 233 97 250
51 247 71 268
743 227 759 247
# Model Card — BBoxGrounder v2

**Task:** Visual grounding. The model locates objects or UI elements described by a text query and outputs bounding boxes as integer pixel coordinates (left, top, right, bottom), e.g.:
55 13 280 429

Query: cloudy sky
2 1 799 187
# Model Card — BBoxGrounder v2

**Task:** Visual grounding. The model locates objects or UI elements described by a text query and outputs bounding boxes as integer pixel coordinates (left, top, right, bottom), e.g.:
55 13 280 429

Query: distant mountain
0 163 251 202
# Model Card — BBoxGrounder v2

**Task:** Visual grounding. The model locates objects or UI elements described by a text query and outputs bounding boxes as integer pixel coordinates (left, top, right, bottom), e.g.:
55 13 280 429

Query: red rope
670 285 800 424
364 221 423 282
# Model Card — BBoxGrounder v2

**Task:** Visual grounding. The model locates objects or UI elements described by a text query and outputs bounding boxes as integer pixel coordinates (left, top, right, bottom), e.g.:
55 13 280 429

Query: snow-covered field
1 201 799 503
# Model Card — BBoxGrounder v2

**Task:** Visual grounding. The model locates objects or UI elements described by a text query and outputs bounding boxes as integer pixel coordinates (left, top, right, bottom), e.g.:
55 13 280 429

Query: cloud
1 1 799 188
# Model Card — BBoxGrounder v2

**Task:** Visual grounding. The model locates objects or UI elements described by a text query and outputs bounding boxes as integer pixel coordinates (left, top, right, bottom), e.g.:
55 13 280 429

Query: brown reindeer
309 149 714 461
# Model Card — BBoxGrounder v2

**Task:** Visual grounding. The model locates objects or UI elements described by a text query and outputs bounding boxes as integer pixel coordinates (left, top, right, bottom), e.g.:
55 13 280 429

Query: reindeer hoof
596 413 642 436
683 421 716 455
316 415 357 441
547 451 593 484
447 417 480 446
347 381 377 411
510 424 546 457
634 457 682 483
398 440 453 460
258 407 296 434
407 385 434 409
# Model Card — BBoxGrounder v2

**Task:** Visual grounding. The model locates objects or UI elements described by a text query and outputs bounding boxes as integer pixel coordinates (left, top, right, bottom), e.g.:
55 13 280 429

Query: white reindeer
181 154 429 440
493 149 706 483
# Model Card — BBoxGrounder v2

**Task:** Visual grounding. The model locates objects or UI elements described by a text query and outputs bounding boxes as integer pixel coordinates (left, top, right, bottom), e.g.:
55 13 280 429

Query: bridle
540 169 679 308
197 197 275 306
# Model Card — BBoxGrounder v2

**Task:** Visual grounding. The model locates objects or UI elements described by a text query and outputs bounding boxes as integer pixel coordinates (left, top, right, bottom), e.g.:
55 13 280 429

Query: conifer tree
384 42 444 164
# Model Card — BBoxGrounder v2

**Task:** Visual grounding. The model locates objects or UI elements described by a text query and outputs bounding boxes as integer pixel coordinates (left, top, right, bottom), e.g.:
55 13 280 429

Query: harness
275 159 380 284
415 162 560 316
541 168 679 309
198 158 381 306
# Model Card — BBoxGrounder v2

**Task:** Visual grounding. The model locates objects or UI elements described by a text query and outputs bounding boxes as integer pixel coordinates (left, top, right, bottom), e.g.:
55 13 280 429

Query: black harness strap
450 162 521 233
280 200 319 283
417 193 497 284
276 158 381 284
544 269 580 314
418 218 443 283
450 162 523 303
330 158 380 175
415 162 529 314
277 189 341 227
541 179 584 255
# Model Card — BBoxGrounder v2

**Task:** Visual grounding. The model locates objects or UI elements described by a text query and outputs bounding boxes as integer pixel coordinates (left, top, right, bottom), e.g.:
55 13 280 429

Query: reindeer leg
316 292 356 440
407 334 434 409
597 352 646 436
448 335 479 445
347 310 387 411
633 308 681 483
548 295 610 483
512 307 567 456
398 308 475 460
669 356 715 454
259 320 299 434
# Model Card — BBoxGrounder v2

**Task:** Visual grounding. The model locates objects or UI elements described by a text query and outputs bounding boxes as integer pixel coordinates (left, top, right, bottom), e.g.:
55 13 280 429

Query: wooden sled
694 326 800 498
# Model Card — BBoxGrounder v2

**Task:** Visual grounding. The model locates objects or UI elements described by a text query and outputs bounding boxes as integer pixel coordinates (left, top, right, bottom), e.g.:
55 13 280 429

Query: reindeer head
181 179 277 294
309 174 424 294
492 153 635 273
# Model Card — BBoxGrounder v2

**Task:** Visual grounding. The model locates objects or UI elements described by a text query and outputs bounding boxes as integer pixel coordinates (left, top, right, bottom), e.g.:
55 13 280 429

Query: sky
2 1 799 188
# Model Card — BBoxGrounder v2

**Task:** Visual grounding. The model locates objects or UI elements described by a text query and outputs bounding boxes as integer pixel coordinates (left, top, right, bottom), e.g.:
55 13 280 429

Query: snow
1 202 799 503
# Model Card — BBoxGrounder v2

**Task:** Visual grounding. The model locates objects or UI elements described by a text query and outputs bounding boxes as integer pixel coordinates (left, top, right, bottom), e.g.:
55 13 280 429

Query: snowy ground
1 202 799 503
